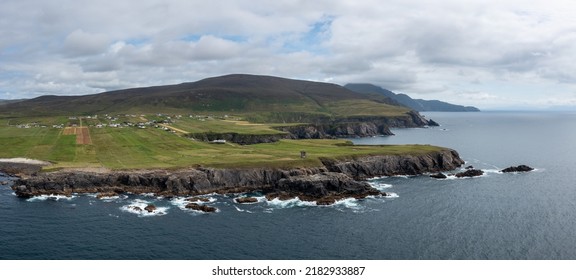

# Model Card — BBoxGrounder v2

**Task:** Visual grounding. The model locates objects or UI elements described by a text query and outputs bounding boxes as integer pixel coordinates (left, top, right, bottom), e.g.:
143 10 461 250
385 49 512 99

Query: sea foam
120 199 168 217
27 194 76 202
368 181 393 191
266 197 317 208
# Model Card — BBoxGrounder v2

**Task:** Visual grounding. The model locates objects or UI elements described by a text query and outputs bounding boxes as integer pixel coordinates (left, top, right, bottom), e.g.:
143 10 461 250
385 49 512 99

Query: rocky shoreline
188 113 436 145
9 149 465 207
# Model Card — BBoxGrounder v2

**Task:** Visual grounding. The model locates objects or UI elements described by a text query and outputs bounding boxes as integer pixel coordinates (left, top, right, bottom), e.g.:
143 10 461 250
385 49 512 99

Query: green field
0 115 444 170
169 117 289 135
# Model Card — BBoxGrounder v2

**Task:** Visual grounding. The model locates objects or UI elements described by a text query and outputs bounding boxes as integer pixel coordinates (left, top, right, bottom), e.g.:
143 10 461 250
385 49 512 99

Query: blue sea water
1 111 576 260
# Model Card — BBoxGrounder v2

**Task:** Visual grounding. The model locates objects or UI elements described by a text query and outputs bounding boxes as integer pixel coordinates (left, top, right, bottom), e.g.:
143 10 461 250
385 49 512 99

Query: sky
2 0 576 110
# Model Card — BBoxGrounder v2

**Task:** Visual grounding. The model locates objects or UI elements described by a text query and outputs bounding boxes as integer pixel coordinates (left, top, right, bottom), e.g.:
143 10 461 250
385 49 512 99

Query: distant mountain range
0 76 479 119
345 83 480 112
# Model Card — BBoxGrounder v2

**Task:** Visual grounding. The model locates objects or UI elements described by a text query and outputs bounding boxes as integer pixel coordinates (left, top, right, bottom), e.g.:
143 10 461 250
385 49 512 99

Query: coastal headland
0 74 467 205
10 148 465 205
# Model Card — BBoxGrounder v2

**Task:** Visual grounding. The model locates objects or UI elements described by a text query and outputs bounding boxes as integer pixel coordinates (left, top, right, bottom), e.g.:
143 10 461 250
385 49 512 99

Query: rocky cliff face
12 149 464 202
277 122 394 139
321 149 464 179
188 132 285 145
186 113 435 144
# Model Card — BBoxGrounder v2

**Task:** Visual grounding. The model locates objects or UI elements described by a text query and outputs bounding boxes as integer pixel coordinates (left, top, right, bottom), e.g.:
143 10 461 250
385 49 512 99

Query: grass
0 115 447 170
325 100 411 117
170 117 287 135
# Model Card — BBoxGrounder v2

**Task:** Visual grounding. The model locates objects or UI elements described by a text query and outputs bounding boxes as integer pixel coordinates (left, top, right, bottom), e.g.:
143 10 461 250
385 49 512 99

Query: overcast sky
2 0 576 110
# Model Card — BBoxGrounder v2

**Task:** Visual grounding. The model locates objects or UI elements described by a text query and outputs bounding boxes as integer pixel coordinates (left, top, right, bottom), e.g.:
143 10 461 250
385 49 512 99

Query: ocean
1 111 576 260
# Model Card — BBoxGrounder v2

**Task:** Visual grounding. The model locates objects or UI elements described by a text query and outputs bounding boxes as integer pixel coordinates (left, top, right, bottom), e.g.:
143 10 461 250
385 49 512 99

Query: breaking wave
120 199 168 217
368 181 393 191
27 194 76 202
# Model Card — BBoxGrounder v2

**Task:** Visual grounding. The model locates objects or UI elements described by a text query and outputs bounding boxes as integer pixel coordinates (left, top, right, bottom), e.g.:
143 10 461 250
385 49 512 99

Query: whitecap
266 197 317 208
390 175 411 179
99 195 120 201
119 199 168 217
368 181 393 191
331 197 362 210
169 195 217 211
27 194 76 202
383 192 399 198
233 206 254 213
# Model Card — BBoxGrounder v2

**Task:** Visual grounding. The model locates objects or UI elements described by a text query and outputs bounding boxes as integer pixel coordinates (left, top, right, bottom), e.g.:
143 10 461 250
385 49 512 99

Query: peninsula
0 74 465 204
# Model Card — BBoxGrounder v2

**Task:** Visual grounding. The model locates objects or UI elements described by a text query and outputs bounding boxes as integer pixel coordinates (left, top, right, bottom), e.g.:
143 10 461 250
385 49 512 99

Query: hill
1 74 413 120
0 99 27 105
345 83 480 112
0 74 450 171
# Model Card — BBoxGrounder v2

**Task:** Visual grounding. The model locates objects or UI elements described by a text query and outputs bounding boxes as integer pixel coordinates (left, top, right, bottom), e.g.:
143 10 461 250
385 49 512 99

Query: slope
1 74 412 119
345 83 480 112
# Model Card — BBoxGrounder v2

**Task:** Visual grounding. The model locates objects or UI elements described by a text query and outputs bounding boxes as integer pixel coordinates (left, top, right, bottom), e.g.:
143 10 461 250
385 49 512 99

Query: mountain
0 74 414 121
344 83 480 112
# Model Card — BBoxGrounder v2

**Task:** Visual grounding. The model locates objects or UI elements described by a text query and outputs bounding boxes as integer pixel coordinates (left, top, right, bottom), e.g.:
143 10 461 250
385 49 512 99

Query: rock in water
501 165 534 173
430 173 447 179
455 169 484 178
235 197 258 204
144 204 157 213
186 196 211 202
185 203 217 213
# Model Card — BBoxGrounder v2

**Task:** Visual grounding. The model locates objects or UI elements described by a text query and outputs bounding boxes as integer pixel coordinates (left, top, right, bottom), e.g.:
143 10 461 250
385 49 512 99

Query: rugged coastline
9 149 465 205
188 113 436 145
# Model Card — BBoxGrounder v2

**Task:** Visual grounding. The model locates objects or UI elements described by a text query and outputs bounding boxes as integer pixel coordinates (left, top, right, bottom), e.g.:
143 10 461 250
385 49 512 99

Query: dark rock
188 132 283 145
427 119 440 126
265 192 294 201
277 121 394 139
144 204 157 213
0 162 45 176
430 172 447 179
129 206 143 212
315 196 337 205
235 197 258 204
501 165 534 173
185 203 217 213
186 196 211 202
465 165 474 169
455 169 484 178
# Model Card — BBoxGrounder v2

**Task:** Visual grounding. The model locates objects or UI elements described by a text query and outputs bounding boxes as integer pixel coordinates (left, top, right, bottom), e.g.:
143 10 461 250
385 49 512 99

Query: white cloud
2 0 576 109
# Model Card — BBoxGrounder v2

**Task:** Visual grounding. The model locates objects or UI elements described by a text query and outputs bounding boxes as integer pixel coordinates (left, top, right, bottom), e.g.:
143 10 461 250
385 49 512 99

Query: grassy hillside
0 116 444 170
0 74 443 171
0 74 411 119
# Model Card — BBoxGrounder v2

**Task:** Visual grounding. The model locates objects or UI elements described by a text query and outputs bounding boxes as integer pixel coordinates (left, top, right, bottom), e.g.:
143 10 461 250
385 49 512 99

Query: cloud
63 30 111 57
2 0 576 109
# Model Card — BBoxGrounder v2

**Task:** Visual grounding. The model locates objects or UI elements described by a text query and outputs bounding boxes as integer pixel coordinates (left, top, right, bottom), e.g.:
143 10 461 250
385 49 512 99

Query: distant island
345 83 480 112
0 74 467 206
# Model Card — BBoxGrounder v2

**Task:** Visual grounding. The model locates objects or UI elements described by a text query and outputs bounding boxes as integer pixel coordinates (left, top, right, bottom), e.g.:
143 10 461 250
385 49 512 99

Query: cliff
345 83 480 112
12 149 464 203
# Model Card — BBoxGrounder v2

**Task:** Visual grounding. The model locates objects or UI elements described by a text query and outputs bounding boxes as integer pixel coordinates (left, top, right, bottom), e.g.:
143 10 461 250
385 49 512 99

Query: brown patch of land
62 127 76 135
76 127 92 144
62 126 92 144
